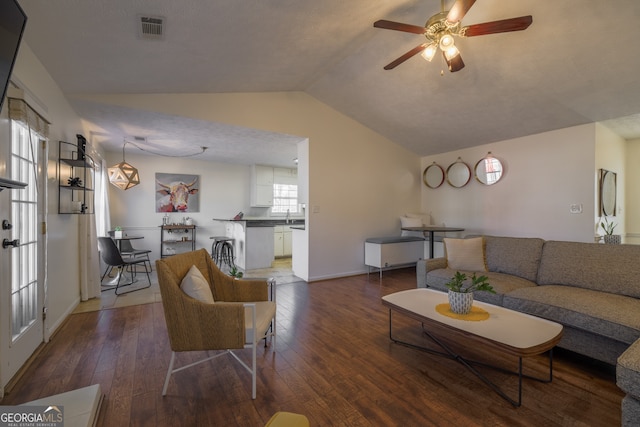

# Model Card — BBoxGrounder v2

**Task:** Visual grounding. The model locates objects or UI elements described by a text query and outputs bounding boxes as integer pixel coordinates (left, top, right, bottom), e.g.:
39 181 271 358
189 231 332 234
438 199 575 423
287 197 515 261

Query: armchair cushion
180 264 215 304
245 301 277 343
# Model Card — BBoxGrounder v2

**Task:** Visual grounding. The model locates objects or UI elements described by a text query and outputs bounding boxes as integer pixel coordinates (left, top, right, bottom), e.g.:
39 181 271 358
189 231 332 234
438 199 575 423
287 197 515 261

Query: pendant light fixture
108 140 140 190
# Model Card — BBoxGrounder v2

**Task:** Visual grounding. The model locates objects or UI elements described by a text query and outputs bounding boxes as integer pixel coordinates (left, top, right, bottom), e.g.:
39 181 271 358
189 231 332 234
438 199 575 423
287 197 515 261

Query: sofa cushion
444 237 487 271
483 236 545 282
538 241 640 298
618 338 640 399
426 268 536 306
504 285 640 345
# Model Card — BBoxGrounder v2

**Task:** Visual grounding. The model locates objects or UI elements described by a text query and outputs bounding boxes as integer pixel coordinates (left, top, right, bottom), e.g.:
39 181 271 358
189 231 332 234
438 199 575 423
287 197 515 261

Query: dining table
400 226 465 259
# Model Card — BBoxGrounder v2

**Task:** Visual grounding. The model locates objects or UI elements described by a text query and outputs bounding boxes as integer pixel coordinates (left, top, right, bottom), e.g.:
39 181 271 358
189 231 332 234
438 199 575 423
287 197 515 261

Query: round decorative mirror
600 169 617 216
423 162 445 188
474 153 503 185
446 158 471 188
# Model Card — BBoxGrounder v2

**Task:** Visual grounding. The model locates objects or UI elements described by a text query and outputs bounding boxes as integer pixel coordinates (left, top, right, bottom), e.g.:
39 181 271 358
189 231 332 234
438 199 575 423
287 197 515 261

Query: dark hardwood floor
1 268 623 426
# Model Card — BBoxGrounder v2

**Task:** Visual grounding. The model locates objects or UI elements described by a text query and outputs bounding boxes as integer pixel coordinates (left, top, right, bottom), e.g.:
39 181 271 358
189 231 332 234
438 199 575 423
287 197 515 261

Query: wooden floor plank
0 268 624 426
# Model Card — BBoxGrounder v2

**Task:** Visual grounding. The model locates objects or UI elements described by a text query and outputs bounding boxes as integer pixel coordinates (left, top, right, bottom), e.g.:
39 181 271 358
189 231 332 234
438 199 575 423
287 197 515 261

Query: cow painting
155 173 200 213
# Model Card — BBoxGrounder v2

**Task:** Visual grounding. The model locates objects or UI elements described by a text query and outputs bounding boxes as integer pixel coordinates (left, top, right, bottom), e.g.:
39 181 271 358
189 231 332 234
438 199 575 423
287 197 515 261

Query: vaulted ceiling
18 0 640 166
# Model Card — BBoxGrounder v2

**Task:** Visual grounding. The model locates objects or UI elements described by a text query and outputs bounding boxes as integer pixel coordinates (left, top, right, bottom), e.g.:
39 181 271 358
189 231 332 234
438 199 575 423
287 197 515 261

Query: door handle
3 239 19 249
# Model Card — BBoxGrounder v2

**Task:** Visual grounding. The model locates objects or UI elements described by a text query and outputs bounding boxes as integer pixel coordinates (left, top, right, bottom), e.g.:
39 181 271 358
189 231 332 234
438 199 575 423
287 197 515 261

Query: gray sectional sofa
416 235 640 424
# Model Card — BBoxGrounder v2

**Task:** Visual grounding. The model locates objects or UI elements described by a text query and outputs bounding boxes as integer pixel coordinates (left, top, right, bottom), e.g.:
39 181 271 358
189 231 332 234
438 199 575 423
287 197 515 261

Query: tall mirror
475 152 503 185
446 158 471 188
423 162 445 188
599 169 616 216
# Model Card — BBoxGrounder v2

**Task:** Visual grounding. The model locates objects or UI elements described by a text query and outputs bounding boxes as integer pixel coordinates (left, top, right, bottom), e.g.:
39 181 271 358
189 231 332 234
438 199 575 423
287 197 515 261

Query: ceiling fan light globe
439 34 455 50
421 44 438 62
444 45 460 60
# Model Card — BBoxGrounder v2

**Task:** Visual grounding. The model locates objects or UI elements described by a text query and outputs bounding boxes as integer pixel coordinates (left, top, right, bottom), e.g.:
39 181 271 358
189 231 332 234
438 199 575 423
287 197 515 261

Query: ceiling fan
373 0 532 72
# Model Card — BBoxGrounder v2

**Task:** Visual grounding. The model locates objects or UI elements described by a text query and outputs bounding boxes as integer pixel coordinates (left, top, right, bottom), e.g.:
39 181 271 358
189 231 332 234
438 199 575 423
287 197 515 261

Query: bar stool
209 236 236 270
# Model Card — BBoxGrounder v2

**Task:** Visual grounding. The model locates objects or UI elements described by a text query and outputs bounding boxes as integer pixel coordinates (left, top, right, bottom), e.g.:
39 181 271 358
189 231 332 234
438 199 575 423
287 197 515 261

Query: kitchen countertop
213 218 305 227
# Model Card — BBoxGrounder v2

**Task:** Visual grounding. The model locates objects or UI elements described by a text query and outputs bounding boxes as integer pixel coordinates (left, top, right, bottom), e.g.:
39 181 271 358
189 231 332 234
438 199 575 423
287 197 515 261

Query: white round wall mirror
474 153 503 185
601 169 616 216
423 162 445 188
446 159 471 188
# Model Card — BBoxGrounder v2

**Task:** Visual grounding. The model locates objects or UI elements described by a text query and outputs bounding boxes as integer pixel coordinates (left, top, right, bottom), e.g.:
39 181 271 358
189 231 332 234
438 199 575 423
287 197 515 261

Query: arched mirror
423 162 445 188
446 158 471 188
474 152 503 185
600 169 617 216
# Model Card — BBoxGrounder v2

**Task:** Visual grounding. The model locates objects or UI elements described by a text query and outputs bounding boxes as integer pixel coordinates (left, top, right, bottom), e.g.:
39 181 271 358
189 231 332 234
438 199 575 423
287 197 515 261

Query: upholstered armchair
155 248 276 399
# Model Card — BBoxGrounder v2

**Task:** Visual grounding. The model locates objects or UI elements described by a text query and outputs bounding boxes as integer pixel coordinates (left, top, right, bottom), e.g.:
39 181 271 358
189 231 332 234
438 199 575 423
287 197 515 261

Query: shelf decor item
444 271 495 315
58 138 95 214
600 217 621 245
114 226 123 239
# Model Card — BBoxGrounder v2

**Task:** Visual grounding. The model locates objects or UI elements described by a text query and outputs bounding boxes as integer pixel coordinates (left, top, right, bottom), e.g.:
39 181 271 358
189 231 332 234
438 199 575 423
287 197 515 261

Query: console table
160 224 196 257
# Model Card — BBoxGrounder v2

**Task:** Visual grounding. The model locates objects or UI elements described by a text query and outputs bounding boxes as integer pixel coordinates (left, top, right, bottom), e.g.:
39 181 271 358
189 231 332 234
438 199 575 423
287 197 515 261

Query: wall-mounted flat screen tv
0 0 28 113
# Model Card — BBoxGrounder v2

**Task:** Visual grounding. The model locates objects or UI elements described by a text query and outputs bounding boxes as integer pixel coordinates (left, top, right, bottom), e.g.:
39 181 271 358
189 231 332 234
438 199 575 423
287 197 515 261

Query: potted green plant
229 266 243 279
600 217 621 244
444 271 495 314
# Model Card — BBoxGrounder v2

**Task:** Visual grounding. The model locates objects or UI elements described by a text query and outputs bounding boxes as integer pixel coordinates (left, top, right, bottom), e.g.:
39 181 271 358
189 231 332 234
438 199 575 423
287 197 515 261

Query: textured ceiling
17 0 640 166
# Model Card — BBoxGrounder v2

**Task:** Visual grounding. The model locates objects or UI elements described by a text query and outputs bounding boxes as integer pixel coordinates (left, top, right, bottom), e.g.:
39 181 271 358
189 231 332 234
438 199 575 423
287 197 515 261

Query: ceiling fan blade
462 15 533 37
443 51 465 72
446 0 477 24
383 43 429 70
374 19 426 35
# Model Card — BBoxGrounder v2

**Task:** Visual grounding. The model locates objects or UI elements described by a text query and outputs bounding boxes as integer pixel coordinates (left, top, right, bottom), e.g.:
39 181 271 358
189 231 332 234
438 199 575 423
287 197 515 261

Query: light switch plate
570 203 583 214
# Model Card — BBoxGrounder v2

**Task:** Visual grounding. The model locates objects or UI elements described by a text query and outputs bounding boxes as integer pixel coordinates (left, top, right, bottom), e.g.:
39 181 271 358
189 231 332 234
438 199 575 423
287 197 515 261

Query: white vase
448 290 474 315
604 234 621 245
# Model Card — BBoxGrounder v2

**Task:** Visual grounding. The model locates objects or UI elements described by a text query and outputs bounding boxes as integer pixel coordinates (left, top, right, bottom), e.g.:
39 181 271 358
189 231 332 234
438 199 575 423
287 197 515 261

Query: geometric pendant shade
108 160 140 190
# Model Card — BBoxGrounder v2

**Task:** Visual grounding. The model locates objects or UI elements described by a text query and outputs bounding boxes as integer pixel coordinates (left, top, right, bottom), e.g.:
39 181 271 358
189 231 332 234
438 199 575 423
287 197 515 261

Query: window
272 183 298 214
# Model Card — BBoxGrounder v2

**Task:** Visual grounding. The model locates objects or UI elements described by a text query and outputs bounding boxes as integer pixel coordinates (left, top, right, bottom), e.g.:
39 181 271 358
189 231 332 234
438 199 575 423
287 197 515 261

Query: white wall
11 43 89 337
627 137 640 237
79 92 422 281
625 137 640 241
105 151 255 260
421 124 597 242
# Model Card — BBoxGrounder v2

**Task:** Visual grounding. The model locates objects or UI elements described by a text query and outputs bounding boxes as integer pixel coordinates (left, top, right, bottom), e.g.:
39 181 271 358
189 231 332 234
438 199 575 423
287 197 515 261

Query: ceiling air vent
138 15 165 40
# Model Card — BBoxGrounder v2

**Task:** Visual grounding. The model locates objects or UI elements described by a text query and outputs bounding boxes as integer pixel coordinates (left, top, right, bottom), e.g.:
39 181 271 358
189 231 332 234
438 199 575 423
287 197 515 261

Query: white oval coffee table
382 288 563 407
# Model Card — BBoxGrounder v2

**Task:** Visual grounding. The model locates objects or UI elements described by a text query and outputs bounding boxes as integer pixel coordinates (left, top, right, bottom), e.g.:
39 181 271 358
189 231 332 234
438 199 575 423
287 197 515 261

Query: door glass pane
10 122 39 341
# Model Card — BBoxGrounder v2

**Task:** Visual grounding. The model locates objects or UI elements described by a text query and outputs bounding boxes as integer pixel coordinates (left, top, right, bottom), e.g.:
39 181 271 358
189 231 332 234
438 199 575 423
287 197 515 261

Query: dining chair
97 236 151 295
119 239 152 272
155 248 276 399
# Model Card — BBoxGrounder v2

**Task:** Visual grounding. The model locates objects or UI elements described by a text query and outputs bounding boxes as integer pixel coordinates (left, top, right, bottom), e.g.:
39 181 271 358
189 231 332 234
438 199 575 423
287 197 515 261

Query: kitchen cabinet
274 225 293 257
250 165 274 207
58 138 95 214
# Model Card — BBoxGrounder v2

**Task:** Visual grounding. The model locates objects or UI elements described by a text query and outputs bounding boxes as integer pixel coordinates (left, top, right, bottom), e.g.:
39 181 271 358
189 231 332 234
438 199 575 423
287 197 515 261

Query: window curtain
95 159 111 236
8 98 50 137
77 155 104 301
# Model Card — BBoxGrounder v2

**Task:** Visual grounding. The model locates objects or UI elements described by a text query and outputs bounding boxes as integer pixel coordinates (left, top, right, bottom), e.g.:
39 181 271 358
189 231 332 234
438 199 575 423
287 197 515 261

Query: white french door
0 119 47 395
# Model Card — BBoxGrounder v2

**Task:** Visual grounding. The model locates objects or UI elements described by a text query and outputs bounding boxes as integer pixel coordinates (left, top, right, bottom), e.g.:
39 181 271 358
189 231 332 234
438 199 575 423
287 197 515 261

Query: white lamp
108 141 140 190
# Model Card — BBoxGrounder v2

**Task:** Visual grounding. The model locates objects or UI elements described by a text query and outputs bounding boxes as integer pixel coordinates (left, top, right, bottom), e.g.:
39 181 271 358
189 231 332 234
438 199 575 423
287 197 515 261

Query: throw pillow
180 265 215 303
400 216 424 237
405 212 432 225
444 237 487 271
